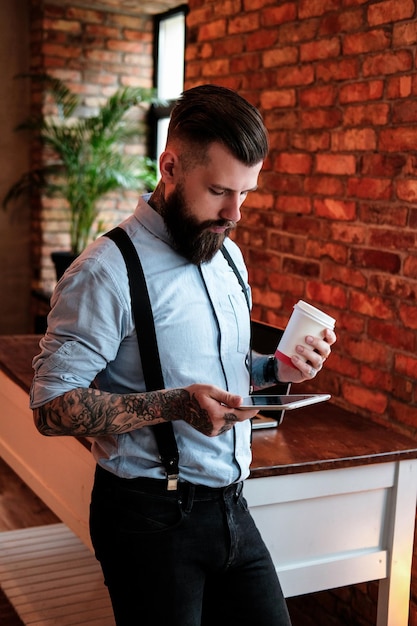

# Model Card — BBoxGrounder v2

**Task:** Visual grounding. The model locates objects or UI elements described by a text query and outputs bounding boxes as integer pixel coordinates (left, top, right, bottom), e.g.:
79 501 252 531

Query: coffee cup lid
295 300 336 328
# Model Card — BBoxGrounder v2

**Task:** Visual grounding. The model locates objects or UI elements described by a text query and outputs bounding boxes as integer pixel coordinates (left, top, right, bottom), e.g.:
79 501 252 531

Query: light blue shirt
30 196 253 486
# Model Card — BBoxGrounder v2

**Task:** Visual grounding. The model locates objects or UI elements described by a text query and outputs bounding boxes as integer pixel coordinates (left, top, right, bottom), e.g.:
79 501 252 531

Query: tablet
238 394 331 411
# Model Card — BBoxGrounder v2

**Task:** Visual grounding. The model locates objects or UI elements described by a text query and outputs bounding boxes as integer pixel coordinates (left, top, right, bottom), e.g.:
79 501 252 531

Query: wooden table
1 335 417 626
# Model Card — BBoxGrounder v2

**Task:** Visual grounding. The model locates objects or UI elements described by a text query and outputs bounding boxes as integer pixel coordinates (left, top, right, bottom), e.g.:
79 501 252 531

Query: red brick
264 109 299 130
339 79 384 102
404 256 417 279
230 52 261 74
387 75 413 98
315 154 355 175
300 84 336 107
282 257 320 277
332 128 377 151
316 58 359 82
299 0 341 18
304 175 344 196
201 58 230 76
107 39 144 53
263 46 298 68
306 280 348 309
323 262 367 288
215 0 243 18
302 108 342 129
86 24 119 38
394 353 417 379
261 3 296 26
350 248 401 273
368 318 416 351
229 13 259 34
261 89 296 109
369 227 415 250
66 7 104 24
292 131 330 152
380 128 417 152
396 179 417 203
348 177 392 200
41 43 81 58
390 399 417 428
344 103 389 126
273 152 312 175
279 19 320 44
276 195 312 213
300 37 340 62
85 49 122 63
393 21 417 46
43 18 82 33
123 29 152 42
399 304 417 330
305 239 348 263
214 37 244 56
360 154 406 177
363 50 413 77
343 29 391 55
198 19 227 41
359 203 408 227
247 29 278 51
319 9 363 35
314 198 356 221
368 0 415 26
108 14 148 30
276 64 315 87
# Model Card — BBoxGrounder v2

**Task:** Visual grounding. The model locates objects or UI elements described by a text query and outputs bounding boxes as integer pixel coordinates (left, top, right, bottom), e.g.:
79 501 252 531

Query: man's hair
167 84 269 166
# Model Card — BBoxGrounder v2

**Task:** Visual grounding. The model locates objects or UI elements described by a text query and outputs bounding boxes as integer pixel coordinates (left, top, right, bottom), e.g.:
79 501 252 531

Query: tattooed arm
33 384 260 438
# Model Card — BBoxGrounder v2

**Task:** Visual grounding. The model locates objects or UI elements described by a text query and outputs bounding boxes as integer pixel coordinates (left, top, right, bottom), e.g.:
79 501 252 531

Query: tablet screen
238 394 331 411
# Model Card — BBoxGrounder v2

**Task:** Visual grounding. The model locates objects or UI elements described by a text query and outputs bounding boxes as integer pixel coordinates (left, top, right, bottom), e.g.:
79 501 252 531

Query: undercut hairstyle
166 84 269 167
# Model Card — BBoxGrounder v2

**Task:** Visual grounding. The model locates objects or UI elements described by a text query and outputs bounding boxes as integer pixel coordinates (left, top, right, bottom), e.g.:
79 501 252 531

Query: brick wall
186 0 416 428
29 0 154 290
185 0 417 624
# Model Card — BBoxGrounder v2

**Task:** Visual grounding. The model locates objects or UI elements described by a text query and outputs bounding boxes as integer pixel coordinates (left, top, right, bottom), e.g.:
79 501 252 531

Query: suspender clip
167 474 179 491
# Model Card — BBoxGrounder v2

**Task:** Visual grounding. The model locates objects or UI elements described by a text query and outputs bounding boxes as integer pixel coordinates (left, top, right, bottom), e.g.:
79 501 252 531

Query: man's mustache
201 219 237 231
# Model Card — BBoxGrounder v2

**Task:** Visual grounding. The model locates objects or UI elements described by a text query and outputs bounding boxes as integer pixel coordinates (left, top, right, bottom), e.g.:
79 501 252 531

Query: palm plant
3 74 158 255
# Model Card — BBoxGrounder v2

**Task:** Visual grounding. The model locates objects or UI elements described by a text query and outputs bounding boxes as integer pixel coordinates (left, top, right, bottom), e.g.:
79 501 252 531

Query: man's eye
209 188 224 196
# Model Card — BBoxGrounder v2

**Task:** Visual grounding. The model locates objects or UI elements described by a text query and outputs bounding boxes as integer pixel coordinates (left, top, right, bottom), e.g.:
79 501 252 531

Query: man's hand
277 327 337 383
179 384 259 437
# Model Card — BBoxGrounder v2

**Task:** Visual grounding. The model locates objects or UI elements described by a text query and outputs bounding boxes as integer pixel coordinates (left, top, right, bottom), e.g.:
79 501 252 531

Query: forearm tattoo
35 387 213 437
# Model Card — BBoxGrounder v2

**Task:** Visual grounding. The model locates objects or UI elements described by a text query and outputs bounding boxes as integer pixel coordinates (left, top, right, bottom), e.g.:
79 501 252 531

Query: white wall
0 0 31 334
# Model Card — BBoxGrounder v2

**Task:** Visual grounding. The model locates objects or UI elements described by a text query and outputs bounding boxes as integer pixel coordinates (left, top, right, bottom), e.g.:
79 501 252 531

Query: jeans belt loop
234 481 243 500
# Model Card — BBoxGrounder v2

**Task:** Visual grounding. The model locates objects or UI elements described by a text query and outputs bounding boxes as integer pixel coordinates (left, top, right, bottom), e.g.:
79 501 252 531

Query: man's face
162 142 263 264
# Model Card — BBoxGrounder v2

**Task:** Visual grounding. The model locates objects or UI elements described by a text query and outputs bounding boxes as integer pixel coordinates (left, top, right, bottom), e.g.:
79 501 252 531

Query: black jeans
90 465 292 626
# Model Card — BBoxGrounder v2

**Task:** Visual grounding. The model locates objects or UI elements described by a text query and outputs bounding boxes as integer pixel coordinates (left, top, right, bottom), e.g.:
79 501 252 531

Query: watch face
267 356 277 383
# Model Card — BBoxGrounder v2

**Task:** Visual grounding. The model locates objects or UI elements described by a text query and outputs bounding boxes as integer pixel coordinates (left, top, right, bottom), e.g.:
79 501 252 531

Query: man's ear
159 150 178 183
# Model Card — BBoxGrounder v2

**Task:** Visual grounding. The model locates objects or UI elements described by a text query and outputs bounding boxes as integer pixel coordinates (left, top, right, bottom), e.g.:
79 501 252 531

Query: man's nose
220 194 242 223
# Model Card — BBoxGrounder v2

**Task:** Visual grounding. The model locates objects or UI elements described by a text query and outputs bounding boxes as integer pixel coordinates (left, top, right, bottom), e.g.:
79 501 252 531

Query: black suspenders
105 226 250 490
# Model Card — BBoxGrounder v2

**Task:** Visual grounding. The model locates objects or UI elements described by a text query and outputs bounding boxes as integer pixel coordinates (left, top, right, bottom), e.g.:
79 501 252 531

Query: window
152 5 187 161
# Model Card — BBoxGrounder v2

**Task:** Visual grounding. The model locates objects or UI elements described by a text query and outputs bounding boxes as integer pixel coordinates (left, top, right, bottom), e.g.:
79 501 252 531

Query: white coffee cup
275 300 336 367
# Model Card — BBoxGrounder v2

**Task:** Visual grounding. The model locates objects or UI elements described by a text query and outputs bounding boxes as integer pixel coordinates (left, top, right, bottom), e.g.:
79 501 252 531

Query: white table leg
377 459 417 626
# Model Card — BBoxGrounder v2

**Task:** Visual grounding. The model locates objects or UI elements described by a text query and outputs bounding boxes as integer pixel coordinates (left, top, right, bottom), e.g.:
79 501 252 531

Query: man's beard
161 184 236 264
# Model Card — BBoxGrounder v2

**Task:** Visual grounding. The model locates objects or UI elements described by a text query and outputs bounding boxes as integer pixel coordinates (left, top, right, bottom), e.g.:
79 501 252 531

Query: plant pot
51 251 78 281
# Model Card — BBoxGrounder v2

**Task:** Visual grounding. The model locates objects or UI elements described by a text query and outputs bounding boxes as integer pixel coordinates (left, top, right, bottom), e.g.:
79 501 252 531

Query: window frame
150 4 188 160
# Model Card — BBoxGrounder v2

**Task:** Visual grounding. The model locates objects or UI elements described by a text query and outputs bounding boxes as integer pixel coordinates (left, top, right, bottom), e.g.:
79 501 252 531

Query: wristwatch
264 355 280 384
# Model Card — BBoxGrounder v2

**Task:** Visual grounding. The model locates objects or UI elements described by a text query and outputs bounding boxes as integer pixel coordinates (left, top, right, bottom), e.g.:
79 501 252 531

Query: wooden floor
0 456 59 626
0 457 116 626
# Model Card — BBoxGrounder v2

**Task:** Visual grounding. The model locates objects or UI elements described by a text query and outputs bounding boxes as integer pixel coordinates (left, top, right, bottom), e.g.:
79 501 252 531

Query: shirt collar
134 193 173 246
